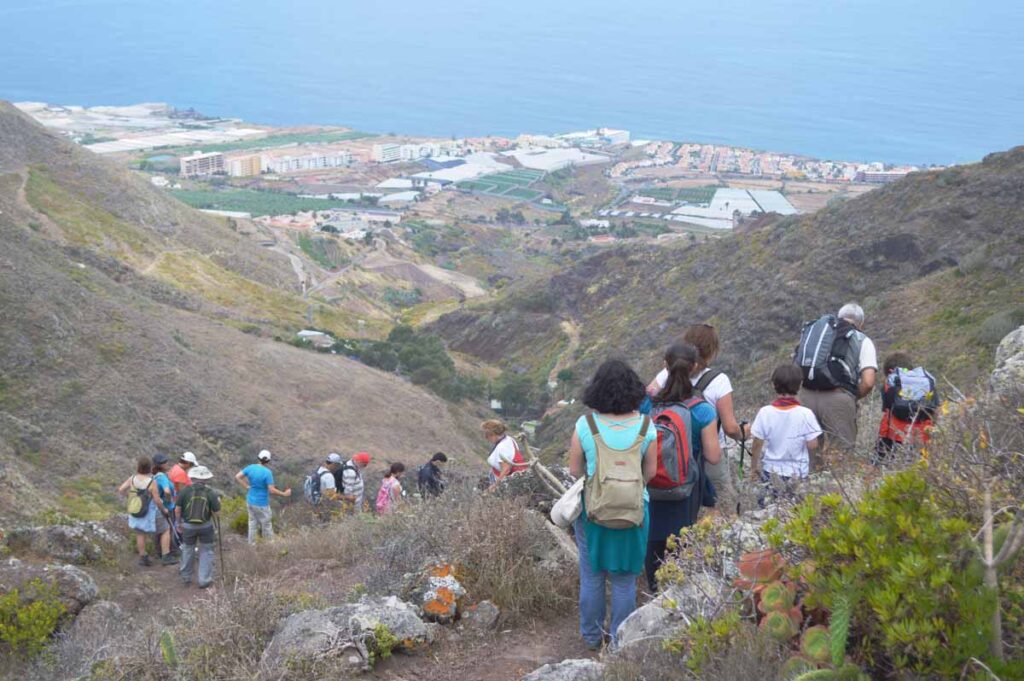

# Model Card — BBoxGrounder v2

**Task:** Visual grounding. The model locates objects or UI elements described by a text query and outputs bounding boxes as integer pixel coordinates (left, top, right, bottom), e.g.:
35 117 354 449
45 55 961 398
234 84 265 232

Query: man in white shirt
797 302 878 453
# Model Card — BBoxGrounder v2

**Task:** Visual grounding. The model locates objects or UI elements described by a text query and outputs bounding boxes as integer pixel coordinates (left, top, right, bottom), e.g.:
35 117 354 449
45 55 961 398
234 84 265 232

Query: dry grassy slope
0 104 482 522
434 147 1024 440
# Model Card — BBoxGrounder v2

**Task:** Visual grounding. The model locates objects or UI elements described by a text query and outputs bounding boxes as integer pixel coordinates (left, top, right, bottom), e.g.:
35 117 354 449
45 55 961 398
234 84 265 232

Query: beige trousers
798 387 858 456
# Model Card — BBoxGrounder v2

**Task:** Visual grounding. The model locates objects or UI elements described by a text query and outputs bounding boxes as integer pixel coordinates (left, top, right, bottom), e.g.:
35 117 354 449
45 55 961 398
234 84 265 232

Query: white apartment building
180 151 225 177
372 143 402 163
261 151 352 174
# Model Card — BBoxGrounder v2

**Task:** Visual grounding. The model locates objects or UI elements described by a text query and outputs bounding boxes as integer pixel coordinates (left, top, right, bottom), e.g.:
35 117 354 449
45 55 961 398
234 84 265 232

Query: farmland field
636 185 718 205
161 130 375 155
171 188 351 216
455 169 546 202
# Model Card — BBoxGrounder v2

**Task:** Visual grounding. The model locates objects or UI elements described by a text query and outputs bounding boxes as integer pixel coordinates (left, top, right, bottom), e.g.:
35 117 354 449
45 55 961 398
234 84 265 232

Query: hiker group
563 303 938 649
119 451 221 588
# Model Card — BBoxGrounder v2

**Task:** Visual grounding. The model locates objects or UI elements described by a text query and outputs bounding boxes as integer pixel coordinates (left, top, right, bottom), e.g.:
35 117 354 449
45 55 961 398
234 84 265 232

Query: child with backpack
876 353 938 462
567 359 659 650
375 463 406 514
646 342 721 592
750 364 822 507
118 456 171 567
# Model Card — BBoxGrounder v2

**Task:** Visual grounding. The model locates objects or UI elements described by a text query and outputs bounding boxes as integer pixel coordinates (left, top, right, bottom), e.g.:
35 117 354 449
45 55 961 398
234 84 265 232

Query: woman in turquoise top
568 359 658 649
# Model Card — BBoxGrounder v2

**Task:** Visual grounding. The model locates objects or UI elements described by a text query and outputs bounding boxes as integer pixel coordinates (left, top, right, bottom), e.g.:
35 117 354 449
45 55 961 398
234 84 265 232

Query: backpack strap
585 413 600 436
695 369 723 394
638 415 650 438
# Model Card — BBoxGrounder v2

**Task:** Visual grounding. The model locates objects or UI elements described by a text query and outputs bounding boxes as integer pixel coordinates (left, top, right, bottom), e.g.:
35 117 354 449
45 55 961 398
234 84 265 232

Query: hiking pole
213 513 226 586
736 421 749 516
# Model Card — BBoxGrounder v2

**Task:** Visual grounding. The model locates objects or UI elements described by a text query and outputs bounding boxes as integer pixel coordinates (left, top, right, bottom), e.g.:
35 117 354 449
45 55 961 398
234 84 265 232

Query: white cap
188 465 213 480
180 452 199 465
258 449 272 462
326 452 343 464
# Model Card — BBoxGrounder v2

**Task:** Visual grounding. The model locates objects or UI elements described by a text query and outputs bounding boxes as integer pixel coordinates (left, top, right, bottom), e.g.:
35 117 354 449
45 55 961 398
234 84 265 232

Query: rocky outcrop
5 521 123 565
260 595 430 672
614 572 726 652
991 326 1024 401
521 658 605 681
0 558 98 618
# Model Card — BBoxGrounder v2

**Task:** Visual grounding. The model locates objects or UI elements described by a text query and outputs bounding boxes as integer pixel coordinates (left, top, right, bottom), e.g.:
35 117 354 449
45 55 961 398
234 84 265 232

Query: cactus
829 594 851 666
159 630 179 668
758 580 797 613
760 609 799 641
800 625 831 664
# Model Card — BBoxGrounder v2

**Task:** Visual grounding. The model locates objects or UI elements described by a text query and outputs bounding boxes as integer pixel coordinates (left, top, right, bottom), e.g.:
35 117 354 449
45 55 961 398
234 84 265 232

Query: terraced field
456 169 546 202
636 185 719 205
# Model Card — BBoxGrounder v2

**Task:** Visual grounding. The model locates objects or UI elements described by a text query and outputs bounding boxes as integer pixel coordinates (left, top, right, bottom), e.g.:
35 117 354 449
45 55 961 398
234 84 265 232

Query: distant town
17 101 936 242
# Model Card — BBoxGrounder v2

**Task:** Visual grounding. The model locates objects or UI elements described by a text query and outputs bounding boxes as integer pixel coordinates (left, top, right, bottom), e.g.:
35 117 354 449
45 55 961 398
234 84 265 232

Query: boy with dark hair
417 452 448 498
750 364 822 506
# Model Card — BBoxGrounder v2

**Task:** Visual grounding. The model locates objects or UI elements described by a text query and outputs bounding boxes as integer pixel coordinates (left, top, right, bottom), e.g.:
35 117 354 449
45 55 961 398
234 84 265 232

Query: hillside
0 102 480 522
432 148 1024 441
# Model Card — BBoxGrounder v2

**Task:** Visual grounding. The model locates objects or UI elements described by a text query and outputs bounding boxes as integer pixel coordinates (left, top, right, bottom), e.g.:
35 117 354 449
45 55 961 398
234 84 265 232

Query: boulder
615 572 726 652
0 558 98 618
522 658 605 681
531 512 579 570
66 600 127 640
991 326 1024 401
260 595 430 672
461 600 500 632
403 562 467 624
5 521 123 565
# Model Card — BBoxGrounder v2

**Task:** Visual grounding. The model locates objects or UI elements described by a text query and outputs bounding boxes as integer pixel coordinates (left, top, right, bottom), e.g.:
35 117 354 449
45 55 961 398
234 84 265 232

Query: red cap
352 452 371 466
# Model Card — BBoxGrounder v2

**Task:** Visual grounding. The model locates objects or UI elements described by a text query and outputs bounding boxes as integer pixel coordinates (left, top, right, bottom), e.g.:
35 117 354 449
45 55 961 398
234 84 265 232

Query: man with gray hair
796 302 878 453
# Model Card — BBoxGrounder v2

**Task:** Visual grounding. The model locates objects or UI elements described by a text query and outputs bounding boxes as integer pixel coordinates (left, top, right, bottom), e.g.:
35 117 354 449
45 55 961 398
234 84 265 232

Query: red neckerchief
772 396 801 408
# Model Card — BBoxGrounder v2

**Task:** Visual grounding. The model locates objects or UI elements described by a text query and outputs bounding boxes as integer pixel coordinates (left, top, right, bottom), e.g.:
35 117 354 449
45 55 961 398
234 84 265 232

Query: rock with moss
260 595 430 672
613 572 725 652
521 658 605 681
990 325 1024 401
0 558 97 618
402 562 466 624
4 521 122 565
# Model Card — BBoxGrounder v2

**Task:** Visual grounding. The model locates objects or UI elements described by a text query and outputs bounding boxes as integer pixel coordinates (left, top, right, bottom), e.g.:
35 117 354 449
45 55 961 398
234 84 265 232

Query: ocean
1 0 1021 164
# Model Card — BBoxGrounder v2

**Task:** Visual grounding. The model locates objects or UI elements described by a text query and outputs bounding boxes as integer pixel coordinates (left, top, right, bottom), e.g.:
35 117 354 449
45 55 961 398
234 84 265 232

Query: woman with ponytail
646 342 721 592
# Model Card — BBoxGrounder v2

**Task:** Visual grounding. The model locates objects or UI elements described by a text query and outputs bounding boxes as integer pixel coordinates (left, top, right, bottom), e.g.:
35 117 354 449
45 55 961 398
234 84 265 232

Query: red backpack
648 398 703 501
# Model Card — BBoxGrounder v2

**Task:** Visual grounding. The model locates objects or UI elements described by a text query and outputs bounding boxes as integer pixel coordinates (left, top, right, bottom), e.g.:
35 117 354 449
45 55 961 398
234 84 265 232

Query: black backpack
182 487 215 525
795 315 864 394
303 467 324 506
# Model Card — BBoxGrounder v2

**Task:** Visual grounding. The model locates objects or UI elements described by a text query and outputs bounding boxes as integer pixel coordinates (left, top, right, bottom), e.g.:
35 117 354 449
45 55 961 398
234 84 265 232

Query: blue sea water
1 0 1021 164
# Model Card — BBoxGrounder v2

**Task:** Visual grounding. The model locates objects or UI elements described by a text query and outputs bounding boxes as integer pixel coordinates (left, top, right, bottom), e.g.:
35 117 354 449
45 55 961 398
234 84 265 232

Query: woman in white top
647 324 750 501
482 419 525 488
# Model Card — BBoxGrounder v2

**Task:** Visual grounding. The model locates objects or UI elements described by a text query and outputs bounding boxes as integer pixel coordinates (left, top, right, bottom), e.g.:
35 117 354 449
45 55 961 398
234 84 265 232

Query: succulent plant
779 655 816 680
760 609 799 641
738 549 785 585
758 580 797 613
800 625 831 664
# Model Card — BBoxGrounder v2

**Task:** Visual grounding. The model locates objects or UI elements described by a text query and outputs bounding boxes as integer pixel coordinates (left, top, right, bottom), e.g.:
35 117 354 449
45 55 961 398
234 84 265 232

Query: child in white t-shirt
751 364 822 506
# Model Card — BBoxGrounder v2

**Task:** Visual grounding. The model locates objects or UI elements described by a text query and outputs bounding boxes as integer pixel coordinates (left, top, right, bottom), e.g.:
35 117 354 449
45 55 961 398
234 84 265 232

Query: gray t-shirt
342 461 364 506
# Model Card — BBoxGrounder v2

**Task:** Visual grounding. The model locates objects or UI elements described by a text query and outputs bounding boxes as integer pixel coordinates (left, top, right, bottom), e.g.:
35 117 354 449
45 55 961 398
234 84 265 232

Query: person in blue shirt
647 342 721 592
151 453 179 565
234 449 291 545
567 359 659 650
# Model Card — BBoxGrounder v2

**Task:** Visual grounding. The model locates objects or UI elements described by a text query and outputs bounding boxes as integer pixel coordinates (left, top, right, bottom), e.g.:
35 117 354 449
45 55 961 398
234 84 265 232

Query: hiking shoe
138 555 152 567
160 554 179 566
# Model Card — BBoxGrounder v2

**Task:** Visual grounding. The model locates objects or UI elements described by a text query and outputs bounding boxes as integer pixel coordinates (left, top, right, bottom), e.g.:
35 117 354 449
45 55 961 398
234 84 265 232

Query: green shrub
770 467 996 676
975 307 1024 347
219 496 249 536
0 579 67 657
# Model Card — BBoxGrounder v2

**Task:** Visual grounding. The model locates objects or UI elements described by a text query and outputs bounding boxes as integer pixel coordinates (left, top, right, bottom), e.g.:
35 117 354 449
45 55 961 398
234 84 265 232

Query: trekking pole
213 513 226 586
736 421 749 516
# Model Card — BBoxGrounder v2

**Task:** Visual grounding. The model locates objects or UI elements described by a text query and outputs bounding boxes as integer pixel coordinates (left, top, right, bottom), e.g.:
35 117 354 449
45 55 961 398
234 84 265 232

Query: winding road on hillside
547 319 581 385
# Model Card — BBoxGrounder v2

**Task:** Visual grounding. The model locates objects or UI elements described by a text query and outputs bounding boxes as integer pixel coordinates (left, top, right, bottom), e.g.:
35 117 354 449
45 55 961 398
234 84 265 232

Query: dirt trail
547 319 582 385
